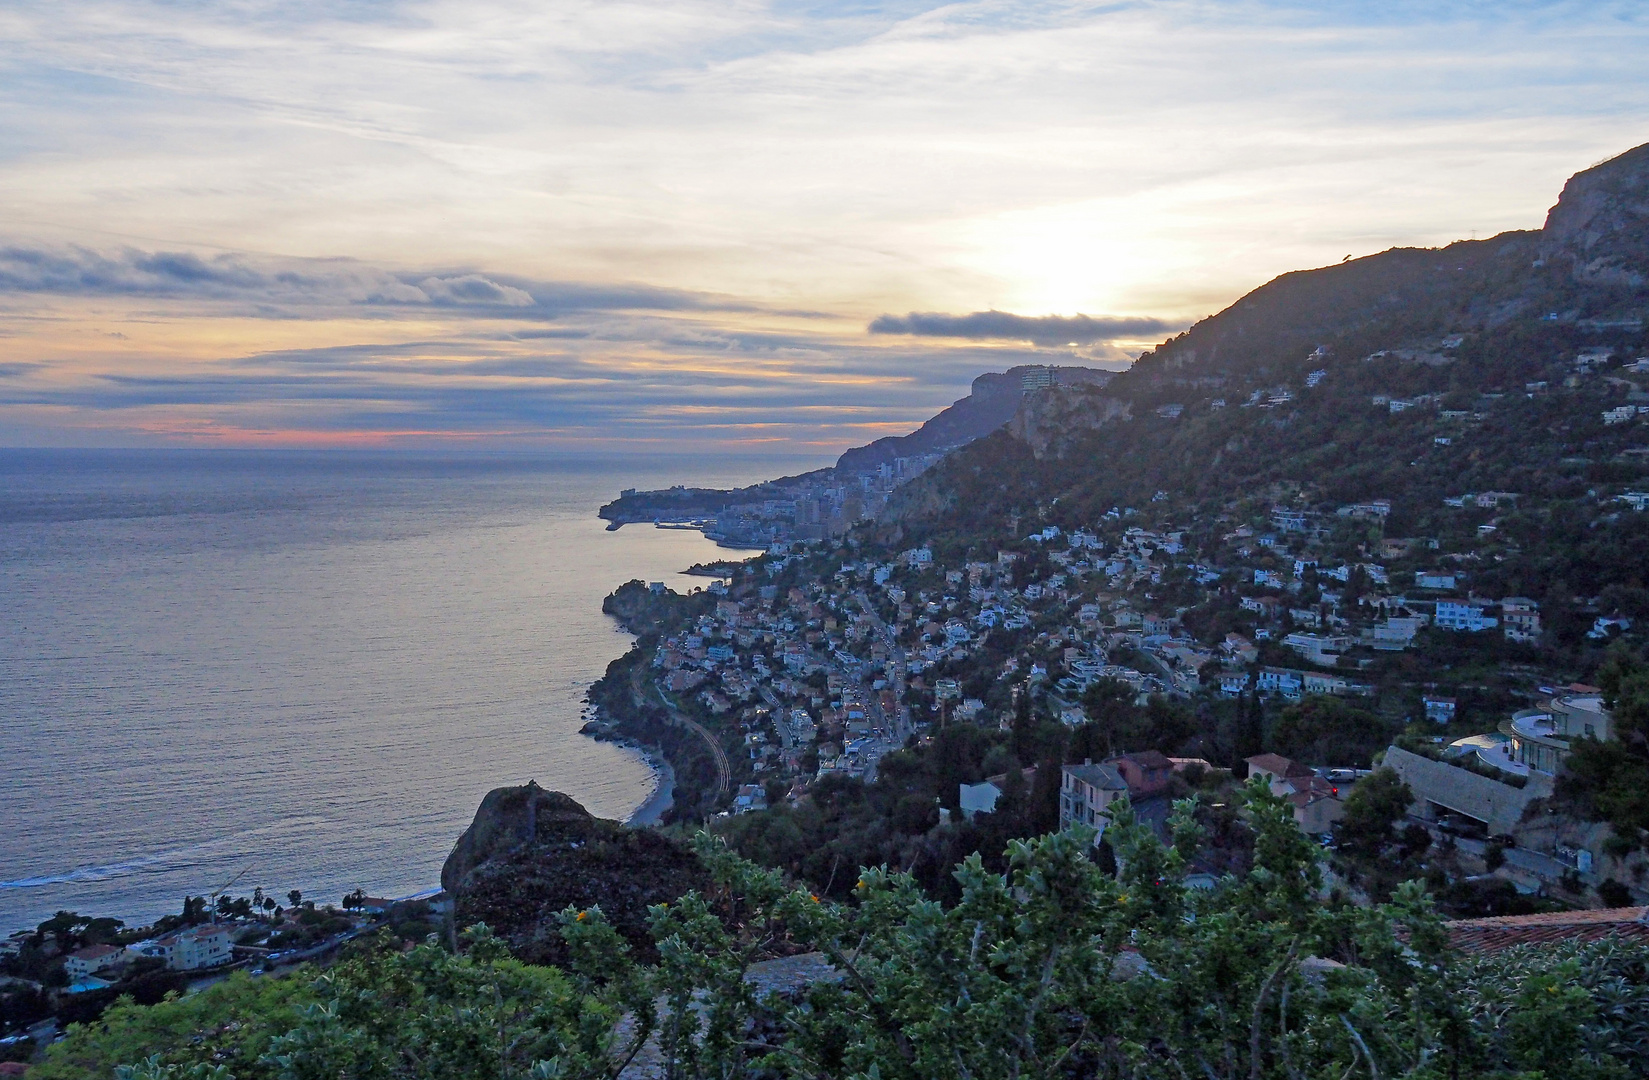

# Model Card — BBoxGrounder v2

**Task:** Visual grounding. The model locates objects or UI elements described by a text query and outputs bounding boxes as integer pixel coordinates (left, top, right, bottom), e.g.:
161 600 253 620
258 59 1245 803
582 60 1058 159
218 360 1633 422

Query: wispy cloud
0 1 1646 447
0 244 759 318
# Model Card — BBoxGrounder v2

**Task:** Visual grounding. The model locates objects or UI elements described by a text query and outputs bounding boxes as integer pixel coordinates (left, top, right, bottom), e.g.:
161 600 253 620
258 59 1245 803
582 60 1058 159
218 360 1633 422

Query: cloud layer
0 245 741 317
869 311 1177 346
1 1 1647 448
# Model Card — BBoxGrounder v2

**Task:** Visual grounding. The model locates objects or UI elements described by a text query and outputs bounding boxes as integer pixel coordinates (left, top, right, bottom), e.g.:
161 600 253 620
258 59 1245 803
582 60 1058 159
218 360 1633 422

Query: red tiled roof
1446 907 1649 953
70 943 123 960
1119 750 1172 770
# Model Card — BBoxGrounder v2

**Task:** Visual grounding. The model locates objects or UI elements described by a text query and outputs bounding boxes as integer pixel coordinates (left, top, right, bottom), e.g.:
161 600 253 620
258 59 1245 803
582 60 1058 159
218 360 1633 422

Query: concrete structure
1381 745 1543 836
1059 761 1128 835
1370 616 1426 650
1501 692 1613 775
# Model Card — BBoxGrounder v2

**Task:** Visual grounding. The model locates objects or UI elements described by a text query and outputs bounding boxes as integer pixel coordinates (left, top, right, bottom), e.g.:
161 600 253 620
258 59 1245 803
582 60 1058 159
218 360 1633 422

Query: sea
0 448 808 933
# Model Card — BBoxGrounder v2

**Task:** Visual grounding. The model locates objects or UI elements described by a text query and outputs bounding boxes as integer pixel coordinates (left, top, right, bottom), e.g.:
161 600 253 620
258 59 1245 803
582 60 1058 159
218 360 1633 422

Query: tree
262 928 610 1080
45 798 1649 1080
287 890 302 909
1336 765 1414 858
1269 695 1392 767
1560 647 1649 852
1080 677 1135 757
36 911 90 952
1234 689 1264 764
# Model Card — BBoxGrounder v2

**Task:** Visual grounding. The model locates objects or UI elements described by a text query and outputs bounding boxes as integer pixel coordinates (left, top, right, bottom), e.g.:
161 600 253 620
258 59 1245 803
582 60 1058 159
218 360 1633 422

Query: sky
0 1 1646 454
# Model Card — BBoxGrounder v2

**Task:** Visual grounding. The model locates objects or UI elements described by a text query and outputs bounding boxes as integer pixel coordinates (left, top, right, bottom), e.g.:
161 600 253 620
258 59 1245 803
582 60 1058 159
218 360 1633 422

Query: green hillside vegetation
39 786 1649 1080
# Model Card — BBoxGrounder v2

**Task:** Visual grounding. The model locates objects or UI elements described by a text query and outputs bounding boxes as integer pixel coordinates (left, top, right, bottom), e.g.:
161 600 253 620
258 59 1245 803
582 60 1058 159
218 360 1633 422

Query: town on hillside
585 327 1649 916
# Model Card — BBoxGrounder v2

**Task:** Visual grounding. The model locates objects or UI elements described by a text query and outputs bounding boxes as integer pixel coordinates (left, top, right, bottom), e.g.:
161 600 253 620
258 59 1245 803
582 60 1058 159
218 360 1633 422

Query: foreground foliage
43 783 1649 1080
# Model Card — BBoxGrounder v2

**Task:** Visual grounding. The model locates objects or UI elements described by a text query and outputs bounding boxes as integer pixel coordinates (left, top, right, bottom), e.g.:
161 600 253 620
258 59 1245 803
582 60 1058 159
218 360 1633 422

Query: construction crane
209 866 254 924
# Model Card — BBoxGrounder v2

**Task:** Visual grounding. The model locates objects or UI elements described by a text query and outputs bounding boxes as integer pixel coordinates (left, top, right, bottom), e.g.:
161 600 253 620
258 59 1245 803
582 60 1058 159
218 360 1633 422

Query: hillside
883 142 1649 590
834 364 1111 473
441 783 708 967
598 363 1110 540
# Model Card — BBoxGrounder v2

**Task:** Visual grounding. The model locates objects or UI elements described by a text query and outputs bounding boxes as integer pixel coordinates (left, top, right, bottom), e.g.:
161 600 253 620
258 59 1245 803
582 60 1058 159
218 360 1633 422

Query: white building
131 924 233 971
1500 597 1541 642
1059 761 1128 836
1423 695 1457 723
1281 632 1352 667
1435 599 1498 632
64 944 126 981
1257 667 1304 698
1371 616 1427 650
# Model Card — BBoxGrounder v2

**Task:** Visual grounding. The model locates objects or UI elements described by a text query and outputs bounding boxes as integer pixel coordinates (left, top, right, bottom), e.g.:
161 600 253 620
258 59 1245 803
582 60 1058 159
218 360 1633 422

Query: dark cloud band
868 310 1176 346
0 243 770 318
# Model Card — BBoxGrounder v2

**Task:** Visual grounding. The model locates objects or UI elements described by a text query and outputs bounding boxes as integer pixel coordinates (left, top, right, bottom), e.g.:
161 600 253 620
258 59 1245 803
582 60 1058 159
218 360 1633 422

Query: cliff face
834 365 1111 473
442 783 708 966
442 783 594 894
1542 143 1649 288
1006 384 1131 460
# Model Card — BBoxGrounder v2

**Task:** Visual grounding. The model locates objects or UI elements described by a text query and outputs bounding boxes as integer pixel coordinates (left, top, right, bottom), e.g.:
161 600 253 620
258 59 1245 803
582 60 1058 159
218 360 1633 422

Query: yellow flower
810 894 820 903
575 911 587 922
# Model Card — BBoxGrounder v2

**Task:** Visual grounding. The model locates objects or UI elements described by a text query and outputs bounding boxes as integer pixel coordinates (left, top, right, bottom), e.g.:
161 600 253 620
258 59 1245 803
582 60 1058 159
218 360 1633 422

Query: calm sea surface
0 449 802 932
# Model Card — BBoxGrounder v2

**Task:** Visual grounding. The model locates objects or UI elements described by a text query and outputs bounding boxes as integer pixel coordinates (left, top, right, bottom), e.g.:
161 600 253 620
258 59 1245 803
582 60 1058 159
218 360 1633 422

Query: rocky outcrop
1006 384 1130 459
836 365 1111 473
1541 142 1649 287
442 783 708 967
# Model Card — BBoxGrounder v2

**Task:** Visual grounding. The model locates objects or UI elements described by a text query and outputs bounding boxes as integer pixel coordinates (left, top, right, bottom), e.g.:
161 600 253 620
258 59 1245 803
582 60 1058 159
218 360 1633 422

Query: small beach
626 752 675 827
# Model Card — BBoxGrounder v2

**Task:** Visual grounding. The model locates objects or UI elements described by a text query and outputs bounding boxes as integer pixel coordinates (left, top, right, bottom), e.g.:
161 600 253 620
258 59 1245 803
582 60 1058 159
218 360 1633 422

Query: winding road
630 661 732 795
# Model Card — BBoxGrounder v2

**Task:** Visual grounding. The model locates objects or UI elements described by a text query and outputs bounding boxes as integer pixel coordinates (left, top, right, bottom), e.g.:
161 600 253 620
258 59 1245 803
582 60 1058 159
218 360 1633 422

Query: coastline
625 749 675 827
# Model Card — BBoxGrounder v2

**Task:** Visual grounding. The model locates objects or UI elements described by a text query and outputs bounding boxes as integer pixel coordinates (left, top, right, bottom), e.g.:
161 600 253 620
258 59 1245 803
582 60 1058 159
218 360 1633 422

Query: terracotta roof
70 943 124 960
1245 753 1313 779
1278 775 1341 799
985 766 1037 789
1117 750 1172 770
1446 907 1649 954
